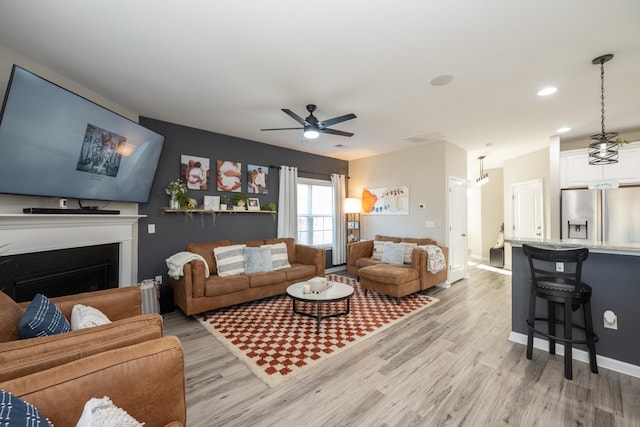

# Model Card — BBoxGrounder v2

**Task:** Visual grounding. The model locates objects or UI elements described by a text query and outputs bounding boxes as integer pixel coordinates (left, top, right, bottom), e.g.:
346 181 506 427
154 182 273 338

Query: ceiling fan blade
260 127 304 131
282 109 309 126
319 128 354 137
319 113 356 128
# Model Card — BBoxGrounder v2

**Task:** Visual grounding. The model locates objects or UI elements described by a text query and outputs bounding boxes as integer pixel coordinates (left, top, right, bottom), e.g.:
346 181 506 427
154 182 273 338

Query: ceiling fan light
303 129 319 139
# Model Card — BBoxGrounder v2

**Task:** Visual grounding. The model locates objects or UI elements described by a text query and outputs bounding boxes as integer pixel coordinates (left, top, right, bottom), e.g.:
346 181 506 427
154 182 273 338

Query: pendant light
588 54 618 165
476 155 489 185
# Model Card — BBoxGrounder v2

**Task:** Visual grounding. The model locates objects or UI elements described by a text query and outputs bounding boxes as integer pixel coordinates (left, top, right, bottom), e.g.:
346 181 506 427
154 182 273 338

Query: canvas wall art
181 154 210 191
247 164 269 194
217 160 242 192
362 186 409 215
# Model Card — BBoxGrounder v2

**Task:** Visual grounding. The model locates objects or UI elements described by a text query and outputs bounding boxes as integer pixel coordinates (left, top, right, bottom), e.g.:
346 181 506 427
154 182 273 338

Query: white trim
0 214 144 286
508 331 640 379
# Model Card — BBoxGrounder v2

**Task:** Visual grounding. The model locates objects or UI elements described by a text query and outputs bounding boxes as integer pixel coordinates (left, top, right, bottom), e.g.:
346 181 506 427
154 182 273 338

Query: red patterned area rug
198 274 439 388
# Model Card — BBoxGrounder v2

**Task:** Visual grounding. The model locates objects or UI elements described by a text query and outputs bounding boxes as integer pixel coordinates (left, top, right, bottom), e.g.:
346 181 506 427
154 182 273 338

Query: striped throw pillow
403 242 417 264
261 242 291 270
372 240 385 260
214 244 246 276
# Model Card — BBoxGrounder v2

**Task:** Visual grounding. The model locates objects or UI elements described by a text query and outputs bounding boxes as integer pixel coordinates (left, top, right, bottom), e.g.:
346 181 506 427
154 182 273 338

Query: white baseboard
325 266 346 274
508 331 640 379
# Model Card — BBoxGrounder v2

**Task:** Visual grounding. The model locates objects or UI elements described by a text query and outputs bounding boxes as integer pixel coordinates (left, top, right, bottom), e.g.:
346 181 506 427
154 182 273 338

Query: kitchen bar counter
508 238 640 376
508 237 640 255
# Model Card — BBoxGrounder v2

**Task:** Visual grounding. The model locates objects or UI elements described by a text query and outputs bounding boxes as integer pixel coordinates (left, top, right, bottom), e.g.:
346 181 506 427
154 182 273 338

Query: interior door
512 179 543 239
448 177 466 283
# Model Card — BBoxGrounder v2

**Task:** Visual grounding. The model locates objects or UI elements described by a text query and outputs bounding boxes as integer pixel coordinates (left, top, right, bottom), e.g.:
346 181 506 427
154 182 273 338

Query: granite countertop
506 238 640 255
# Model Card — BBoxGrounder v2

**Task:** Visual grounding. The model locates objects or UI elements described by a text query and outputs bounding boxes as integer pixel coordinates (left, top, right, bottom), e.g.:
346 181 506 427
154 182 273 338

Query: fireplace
0 213 142 301
1 244 119 302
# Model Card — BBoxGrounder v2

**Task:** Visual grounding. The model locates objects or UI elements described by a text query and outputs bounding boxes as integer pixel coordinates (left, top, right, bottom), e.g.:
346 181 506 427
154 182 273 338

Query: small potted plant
231 193 248 210
219 195 228 211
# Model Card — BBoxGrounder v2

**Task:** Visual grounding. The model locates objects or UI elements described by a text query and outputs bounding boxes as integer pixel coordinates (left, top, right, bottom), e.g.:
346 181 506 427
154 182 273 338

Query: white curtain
277 166 298 239
331 174 347 264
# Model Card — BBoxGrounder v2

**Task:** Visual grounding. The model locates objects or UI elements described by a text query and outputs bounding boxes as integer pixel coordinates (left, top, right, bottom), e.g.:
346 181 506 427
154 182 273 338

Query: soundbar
23 208 120 215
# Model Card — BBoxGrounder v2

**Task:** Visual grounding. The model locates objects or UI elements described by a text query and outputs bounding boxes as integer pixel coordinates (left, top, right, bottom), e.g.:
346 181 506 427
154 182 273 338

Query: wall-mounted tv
0 65 165 204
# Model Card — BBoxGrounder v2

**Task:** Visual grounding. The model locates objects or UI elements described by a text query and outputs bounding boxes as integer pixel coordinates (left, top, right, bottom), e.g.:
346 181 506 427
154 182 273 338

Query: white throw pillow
380 242 405 265
261 242 291 270
403 242 417 264
214 244 246 276
71 304 112 330
76 396 143 427
372 240 385 260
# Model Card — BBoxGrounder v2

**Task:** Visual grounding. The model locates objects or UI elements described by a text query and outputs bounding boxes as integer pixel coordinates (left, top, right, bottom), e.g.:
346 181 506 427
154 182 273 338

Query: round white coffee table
286 281 354 333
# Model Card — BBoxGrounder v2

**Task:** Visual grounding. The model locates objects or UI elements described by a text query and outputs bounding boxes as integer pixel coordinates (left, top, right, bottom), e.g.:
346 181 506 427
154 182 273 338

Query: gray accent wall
137 117 347 282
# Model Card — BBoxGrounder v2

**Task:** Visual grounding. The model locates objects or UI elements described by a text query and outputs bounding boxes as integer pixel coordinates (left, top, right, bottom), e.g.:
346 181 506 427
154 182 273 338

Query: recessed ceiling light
557 127 571 133
537 87 557 96
431 75 454 86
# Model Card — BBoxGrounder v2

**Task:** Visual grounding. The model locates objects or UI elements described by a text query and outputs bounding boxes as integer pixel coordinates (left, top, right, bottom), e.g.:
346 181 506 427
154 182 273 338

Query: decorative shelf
163 208 276 214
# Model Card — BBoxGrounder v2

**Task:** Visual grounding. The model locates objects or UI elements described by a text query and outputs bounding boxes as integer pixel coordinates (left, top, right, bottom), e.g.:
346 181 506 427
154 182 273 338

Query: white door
512 179 543 239
448 177 466 283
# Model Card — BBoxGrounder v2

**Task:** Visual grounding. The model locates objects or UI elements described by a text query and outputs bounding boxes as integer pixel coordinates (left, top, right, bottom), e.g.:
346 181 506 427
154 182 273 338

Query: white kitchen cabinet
560 142 640 188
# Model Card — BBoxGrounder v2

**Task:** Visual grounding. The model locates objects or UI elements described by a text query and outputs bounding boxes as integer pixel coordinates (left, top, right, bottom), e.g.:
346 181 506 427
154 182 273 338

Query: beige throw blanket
417 245 446 274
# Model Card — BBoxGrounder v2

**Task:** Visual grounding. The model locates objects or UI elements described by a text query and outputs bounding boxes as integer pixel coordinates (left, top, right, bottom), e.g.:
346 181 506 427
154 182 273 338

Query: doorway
512 179 544 239
448 176 467 283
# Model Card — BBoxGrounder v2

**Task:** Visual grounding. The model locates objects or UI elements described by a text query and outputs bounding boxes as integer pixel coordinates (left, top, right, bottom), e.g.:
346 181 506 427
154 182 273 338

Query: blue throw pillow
0 389 53 426
381 242 406 265
19 293 71 339
244 247 274 274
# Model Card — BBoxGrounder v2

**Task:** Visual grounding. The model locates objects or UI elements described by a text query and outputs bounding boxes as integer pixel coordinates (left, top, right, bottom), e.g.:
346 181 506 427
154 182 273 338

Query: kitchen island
508 238 640 377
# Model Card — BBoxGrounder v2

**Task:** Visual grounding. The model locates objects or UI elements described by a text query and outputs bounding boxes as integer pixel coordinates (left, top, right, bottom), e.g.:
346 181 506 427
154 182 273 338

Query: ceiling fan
260 104 356 140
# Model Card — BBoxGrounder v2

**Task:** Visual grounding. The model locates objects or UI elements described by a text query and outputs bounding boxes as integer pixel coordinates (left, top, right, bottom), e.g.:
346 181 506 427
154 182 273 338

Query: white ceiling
0 1 639 175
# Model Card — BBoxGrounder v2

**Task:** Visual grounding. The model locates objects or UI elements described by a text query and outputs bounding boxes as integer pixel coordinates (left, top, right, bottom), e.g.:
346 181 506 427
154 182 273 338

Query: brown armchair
0 286 164 382
0 336 186 426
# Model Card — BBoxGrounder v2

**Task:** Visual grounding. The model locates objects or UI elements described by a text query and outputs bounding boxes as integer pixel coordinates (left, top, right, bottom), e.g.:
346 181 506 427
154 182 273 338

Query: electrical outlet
148 224 156 234
604 310 618 330
556 262 564 272
155 275 162 285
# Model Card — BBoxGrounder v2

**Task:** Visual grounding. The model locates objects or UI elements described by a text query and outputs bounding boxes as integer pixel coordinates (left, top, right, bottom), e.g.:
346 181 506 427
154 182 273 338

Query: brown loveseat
347 235 448 290
0 286 164 382
170 237 326 316
0 336 186 426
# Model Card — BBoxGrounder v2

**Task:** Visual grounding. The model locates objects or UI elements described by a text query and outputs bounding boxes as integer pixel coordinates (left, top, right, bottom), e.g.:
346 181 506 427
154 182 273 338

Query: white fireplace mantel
0 214 144 286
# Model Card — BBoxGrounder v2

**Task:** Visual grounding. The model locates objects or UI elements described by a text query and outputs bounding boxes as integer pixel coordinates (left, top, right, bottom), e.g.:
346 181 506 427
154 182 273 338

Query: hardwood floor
163 263 640 426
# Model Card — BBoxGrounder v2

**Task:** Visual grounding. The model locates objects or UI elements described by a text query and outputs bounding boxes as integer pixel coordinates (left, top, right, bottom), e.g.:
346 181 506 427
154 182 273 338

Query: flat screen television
0 65 165 204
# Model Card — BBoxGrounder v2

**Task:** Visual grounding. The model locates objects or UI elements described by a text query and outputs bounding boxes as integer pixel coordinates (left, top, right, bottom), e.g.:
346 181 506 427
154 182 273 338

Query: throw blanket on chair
417 245 446 274
166 252 210 279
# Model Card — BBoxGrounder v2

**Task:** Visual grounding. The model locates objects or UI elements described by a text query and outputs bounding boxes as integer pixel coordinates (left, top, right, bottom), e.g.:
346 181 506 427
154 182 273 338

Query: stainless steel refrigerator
561 186 640 243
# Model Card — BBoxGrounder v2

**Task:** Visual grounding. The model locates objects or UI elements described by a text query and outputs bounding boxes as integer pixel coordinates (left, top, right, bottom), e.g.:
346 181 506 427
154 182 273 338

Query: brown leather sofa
0 286 164 382
0 336 186 426
170 237 326 316
347 235 448 290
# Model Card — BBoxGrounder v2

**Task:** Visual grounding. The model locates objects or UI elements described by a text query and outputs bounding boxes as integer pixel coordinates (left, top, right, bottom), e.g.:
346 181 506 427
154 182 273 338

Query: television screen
0 65 165 204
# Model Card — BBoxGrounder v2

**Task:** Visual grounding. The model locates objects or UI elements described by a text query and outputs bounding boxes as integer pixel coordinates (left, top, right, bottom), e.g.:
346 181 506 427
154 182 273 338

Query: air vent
405 131 446 144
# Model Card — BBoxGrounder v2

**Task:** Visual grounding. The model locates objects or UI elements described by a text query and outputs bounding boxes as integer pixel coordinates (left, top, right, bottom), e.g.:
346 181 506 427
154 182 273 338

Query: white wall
503 148 550 269
348 141 466 247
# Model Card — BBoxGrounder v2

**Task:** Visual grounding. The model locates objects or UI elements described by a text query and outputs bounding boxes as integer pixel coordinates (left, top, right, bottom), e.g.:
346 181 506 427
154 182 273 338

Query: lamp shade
344 197 361 213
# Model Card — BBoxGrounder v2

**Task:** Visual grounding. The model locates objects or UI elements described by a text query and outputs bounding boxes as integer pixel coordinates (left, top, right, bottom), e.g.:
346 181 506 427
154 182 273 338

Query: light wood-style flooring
163 263 640 426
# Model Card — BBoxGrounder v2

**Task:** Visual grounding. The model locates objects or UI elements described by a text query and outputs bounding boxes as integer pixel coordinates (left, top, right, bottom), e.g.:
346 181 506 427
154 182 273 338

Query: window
297 178 334 247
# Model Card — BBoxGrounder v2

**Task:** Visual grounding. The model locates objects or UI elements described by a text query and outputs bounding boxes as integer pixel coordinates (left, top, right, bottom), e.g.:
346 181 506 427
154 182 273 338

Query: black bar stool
522 244 599 380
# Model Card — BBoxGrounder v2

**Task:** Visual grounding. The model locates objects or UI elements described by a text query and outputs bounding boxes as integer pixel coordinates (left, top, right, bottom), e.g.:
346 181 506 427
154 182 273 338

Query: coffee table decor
199 274 439 388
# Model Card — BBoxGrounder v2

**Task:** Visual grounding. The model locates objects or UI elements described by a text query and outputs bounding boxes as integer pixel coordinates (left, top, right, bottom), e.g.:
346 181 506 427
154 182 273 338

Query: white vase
170 194 179 209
